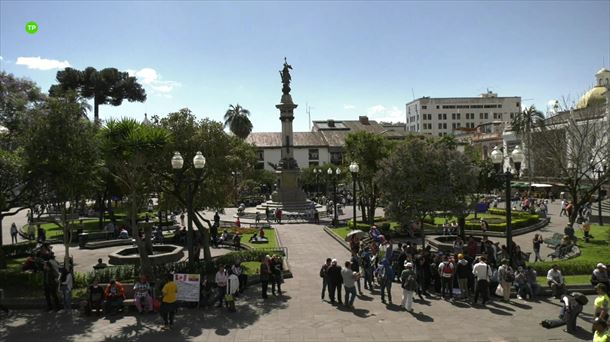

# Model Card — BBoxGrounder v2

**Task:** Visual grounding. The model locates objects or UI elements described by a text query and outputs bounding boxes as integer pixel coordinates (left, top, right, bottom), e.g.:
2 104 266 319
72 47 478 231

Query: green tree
99 118 170 277
49 67 147 123
0 72 46 246
377 137 477 246
22 93 99 264
152 109 256 262
344 132 391 224
511 105 545 191
223 104 253 139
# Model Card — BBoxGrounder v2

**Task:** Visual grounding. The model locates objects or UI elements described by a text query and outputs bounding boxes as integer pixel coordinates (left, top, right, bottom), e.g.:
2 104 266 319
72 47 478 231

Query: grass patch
528 224 610 276
242 261 261 276
536 274 591 286
241 228 278 250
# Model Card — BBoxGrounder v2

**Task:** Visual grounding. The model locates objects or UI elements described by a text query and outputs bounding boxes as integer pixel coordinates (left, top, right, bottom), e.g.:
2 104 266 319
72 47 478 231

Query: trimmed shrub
1 242 37 258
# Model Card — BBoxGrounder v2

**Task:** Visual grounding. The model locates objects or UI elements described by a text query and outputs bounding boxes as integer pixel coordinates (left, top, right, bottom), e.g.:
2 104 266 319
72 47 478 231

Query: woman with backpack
498 259 514 302
400 262 417 311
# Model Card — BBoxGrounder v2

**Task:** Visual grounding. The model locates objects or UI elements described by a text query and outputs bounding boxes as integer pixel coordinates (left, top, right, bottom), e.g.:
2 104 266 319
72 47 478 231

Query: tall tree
345 131 392 224
511 105 545 191
49 67 146 123
99 118 170 277
0 72 46 246
151 109 256 262
531 101 609 225
223 104 253 139
22 92 99 264
376 137 477 246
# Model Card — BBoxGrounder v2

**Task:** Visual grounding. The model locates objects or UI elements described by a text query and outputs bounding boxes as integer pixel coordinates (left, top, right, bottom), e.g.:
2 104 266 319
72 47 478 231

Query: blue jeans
380 280 392 302
344 286 356 306
61 286 72 310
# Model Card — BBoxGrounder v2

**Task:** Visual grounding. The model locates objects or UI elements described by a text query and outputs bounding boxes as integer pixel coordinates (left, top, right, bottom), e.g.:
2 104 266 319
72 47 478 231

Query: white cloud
367 104 404 123
16 56 70 70
127 67 180 95
344 104 356 110
0 56 3 61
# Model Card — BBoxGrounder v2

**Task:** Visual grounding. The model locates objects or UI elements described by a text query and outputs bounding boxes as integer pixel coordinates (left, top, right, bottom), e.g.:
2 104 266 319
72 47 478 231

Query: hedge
1 242 37 258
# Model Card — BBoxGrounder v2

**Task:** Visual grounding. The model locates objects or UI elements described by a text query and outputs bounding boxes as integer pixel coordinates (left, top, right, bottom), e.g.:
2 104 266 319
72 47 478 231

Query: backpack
402 273 417 291
503 267 515 282
442 262 453 275
571 292 588 306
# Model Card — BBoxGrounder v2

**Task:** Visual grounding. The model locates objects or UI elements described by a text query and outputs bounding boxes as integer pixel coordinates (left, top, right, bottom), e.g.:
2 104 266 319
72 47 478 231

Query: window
452 113 456 120
330 152 342 165
438 113 443 120
436 105 440 109
485 113 488 119
498 104 503 108
442 105 456 109
456 113 461 120
480 113 488 119
438 123 443 129
308 149 319 160
256 150 264 161
422 105 427 109
516 102 520 107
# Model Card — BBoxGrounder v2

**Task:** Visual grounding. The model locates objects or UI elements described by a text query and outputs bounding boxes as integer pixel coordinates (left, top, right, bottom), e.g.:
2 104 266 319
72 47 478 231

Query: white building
405 92 522 136
246 116 407 171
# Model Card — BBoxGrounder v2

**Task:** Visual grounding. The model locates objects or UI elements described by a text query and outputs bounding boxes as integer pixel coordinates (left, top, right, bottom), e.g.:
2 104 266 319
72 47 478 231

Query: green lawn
242 261 261 276
528 224 610 276
241 228 278 250
536 274 590 286
331 226 351 240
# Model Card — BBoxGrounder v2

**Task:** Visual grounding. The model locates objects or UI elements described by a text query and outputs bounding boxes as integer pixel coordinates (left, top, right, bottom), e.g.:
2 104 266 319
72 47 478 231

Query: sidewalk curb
323 226 350 251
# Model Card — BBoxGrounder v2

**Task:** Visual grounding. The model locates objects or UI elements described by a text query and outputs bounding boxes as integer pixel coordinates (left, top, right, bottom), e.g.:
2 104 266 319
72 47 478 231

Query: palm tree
511 105 545 192
224 104 253 139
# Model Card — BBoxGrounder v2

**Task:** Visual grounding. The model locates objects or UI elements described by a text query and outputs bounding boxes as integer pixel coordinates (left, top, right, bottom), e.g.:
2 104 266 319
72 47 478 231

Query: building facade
246 116 406 171
405 92 522 136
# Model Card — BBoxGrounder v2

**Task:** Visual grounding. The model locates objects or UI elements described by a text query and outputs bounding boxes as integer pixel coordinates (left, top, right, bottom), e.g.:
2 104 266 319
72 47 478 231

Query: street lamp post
172 151 206 264
594 159 607 226
490 145 524 266
327 167 341 226
349 162 359 230
314 168 320 198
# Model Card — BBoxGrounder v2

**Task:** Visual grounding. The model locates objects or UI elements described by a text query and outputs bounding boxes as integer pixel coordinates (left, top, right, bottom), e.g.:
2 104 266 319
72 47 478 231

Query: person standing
271 255 284 296
498 259 514 302
259 255 271 299
593 318 609 342
380 259 394 304
232 261 247 294
560 199 567 217
160 273 178 330
214 265 228 307
43 257 60 311
320 258 331 300
472 256 491 306
327 259 343 304
10 223 18 244
532 234 543 262
341 261 358 308
400 262 417 311
438 256 454 300
593 283 609 321
350 252 363 295
360 248 374 291
456 254 470 300
59 265 73 312
179 212 185 227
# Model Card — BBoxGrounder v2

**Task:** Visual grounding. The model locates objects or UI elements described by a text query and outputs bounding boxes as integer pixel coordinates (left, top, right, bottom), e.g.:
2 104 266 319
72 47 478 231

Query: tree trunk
131 197 152 278
420 218 426 248
0 215 4 247
97 191 106 230
359 201 367 223
62 205 71 267
94 98 100 124
192 212 212 263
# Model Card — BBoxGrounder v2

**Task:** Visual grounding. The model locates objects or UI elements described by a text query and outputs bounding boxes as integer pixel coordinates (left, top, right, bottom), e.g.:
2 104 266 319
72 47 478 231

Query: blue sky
1 1 609 132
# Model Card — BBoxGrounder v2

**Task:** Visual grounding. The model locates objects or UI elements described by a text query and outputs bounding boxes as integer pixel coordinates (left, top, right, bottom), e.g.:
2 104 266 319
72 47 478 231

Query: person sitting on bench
104 279 125 315
87 278 104 315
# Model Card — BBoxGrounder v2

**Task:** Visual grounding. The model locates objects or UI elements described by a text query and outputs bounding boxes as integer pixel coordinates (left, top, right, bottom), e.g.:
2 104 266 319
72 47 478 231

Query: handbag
495 284 504 297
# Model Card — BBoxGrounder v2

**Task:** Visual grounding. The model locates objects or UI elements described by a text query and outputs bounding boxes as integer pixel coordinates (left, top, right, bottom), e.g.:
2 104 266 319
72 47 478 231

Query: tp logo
26 21 38 34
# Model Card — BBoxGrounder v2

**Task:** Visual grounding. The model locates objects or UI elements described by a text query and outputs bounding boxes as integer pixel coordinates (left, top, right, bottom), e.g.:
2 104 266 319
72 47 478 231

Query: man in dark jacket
320 258 332 300
327 259 343 304
456 254 471 299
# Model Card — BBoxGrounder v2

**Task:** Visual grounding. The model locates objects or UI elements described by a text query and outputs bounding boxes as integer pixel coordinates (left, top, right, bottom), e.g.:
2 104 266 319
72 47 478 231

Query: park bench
217 233 238 248
94 283 155 311
544 232 564 249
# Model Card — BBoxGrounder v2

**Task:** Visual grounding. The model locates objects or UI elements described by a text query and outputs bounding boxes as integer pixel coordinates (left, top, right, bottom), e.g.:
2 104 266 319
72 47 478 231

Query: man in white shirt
472 256 492 306
547 265 566 299
341 261 358 308
215 265 228 307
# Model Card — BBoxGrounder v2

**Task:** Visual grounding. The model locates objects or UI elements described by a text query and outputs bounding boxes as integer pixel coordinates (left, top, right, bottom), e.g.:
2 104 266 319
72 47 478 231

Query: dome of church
575 86 607 109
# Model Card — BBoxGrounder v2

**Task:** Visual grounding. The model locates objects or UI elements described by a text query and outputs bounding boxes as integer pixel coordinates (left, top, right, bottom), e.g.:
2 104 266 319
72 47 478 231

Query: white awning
531 183 553 188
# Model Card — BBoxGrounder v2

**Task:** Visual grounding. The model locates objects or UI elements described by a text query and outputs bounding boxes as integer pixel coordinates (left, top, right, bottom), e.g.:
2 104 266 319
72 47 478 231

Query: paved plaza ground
1 201 601 341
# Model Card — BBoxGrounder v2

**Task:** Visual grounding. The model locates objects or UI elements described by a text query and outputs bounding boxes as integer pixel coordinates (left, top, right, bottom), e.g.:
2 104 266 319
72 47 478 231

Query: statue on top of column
279 57 292 95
